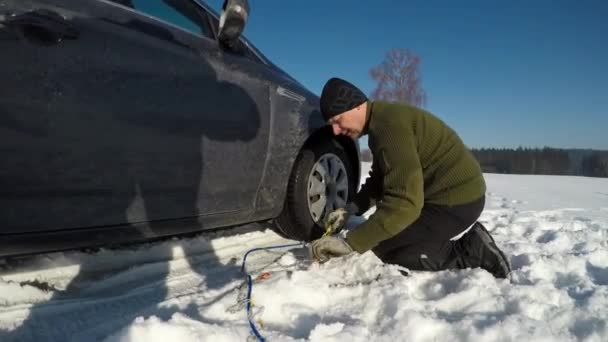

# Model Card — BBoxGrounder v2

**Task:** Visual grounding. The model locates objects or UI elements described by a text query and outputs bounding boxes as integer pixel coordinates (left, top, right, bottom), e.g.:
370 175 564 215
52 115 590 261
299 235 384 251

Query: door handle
2 9 79 45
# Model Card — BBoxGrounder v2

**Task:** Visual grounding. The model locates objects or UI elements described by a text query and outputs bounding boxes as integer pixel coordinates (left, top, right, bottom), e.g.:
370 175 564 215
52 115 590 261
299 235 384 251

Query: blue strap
246 274 265 342
241 242 304 341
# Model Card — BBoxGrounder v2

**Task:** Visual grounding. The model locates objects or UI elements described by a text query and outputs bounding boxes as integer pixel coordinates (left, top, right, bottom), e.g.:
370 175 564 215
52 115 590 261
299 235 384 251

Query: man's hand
324 202 358 234
309 236 354 263
323 208 349 235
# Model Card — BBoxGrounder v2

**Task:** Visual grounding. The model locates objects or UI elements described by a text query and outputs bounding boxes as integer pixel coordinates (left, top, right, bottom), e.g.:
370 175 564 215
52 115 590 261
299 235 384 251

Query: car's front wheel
275 139 355 241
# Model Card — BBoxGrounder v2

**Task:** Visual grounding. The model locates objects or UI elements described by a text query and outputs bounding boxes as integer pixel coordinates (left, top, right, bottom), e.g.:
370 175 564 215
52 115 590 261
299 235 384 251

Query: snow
1 162 607 342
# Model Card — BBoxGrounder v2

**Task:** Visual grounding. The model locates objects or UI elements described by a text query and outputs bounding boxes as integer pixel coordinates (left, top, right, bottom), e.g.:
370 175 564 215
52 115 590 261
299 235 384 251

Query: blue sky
207 0 608 150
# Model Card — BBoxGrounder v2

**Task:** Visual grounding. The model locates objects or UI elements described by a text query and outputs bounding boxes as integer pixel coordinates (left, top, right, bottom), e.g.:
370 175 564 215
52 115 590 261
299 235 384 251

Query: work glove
323 202 359 235
309 236 354 263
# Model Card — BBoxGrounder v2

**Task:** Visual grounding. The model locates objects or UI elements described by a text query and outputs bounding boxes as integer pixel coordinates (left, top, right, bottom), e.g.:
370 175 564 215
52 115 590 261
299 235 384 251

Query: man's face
328 104 366 139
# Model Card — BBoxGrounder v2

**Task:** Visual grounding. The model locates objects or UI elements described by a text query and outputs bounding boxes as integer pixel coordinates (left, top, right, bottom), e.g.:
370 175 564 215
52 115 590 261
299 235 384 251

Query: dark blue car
0 0 360 256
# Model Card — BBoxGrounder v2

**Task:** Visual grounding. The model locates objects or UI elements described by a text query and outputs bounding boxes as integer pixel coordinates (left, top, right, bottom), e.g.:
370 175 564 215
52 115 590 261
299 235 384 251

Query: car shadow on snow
0 15 265 342
0 226 257 341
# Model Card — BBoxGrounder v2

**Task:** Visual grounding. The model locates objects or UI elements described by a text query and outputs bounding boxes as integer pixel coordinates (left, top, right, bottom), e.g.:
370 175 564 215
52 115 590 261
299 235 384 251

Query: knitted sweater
346 101 486 253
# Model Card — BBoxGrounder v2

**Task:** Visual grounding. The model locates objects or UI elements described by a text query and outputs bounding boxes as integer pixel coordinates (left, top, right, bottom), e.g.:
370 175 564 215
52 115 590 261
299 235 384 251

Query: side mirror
218 0 249 48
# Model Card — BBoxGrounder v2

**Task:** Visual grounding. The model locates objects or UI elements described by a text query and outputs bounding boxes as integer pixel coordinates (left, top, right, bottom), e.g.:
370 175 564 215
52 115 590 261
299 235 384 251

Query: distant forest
359 148 608 178
470 148 608 178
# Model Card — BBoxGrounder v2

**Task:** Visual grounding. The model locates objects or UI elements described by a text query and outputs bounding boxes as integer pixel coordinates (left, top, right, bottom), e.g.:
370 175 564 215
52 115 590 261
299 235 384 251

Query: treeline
470 147 608 178
359 147 608 178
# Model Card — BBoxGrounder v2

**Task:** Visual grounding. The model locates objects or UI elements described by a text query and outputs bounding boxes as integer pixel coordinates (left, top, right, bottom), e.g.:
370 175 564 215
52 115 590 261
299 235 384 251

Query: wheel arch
252 108 361 225
272 126 361 240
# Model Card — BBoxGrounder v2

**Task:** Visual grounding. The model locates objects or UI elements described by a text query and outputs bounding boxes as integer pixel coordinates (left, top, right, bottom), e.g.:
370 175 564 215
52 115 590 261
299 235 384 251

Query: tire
275 139 355 241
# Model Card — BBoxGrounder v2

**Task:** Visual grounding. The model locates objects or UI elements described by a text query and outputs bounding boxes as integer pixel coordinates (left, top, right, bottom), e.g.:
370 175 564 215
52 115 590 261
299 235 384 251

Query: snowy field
1 162 607 341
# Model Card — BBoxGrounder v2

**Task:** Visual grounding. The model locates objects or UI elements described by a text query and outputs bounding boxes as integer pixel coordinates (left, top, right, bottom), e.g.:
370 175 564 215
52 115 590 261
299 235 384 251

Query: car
0 0 360 257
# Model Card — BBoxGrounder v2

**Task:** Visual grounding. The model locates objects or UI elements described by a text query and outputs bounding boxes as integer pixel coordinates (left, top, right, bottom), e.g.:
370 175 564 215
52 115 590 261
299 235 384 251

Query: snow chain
240 243 304 342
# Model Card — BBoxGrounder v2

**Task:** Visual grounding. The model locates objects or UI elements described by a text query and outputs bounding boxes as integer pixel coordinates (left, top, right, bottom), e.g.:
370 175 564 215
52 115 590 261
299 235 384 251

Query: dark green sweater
346 101 486 253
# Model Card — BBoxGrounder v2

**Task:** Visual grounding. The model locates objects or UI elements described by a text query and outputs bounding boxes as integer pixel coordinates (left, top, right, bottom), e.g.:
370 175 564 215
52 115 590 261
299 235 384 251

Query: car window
114 0 213 39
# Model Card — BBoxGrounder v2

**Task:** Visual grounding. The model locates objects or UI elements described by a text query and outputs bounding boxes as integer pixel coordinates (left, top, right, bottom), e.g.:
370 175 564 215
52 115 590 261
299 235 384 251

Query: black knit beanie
320 77 368 121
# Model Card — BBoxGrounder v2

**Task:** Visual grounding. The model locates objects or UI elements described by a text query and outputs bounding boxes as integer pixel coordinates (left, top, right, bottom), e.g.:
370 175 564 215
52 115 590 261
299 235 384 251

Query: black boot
455 222 511 279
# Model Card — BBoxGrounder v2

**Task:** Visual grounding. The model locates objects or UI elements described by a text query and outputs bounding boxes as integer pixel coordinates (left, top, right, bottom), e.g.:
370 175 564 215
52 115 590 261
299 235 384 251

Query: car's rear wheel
275 139 355 241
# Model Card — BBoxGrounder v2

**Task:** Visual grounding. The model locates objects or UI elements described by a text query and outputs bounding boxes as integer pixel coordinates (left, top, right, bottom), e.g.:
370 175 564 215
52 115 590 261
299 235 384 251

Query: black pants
372 196 485 271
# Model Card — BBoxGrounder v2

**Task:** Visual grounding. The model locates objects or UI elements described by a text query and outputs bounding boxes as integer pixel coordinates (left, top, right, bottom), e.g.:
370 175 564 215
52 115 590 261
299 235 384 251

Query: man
310 77 511 279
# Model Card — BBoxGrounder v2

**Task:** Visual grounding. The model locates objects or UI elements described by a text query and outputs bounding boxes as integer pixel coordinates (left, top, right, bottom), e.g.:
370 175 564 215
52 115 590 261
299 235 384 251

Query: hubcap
307 153 349 223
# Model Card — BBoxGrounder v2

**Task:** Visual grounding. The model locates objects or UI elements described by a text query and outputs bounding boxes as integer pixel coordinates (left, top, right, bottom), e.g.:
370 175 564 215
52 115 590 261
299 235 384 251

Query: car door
192 3 275 219
109 0 272 223
0 0 269 234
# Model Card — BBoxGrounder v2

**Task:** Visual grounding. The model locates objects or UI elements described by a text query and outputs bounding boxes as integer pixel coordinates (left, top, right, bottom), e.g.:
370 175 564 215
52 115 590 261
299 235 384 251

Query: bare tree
369 48 427 107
